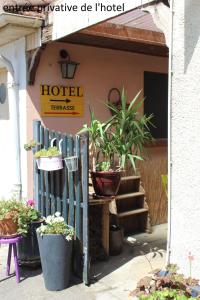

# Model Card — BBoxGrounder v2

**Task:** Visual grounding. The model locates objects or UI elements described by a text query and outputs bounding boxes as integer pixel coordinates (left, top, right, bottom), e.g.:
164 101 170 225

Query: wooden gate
33 120 89 285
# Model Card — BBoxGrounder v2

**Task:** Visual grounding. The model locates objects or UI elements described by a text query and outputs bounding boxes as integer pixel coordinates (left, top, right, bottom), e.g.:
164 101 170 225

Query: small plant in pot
34 146 63 171
79 89 154 197
0 198 40 237
37 212 74 291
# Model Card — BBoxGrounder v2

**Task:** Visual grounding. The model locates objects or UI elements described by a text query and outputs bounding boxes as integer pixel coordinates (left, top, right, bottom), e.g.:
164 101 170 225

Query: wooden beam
81 22 166 46
27 46 45 85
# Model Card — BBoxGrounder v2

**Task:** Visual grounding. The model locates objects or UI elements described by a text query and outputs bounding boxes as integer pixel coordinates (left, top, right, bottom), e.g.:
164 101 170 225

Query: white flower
40 224 47 233
53 216 64 223
55 212 61 217
46 215 54 224
66 235 72 241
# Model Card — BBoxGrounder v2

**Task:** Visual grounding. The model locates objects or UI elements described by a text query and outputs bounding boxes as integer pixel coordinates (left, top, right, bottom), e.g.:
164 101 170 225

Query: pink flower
188 252 194 261
27 199 35 207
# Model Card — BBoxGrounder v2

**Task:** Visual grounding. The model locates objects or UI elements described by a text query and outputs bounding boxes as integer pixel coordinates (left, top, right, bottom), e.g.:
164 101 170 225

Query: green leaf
128 90 142 112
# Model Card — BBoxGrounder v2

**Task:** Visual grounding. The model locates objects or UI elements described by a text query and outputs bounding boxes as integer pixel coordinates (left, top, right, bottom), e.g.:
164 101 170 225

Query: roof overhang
0 13 43 47
58 23 168 57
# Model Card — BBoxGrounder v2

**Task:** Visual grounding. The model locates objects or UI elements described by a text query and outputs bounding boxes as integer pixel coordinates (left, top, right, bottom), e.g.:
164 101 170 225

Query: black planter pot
17 220 43 267
109 225 124 255
91 171 122 196
37 233 72 291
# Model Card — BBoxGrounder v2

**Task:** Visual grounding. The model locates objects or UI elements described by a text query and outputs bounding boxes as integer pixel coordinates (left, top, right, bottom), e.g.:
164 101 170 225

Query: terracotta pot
91 171 122 196
0 217 18 237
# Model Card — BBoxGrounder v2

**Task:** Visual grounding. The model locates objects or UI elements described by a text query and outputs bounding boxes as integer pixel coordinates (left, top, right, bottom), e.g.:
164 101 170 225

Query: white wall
51 0 152 40
0 38 27 198
170 0 200 278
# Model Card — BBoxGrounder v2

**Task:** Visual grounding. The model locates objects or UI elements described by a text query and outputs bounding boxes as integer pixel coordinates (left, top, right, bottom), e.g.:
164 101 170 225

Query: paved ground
0 224 167 300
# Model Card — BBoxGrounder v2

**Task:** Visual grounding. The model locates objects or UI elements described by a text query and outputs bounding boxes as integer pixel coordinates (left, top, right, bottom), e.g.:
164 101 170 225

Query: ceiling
59 8 168 57
107 9 161 33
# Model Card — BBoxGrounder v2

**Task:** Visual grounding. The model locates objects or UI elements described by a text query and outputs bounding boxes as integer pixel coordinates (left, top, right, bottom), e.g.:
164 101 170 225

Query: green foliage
24 140 39 151
79 89 154 172
108 89 154 171
166 264 179 274
131 267 200 300
0 198 41 235
37 212 74 240
139 288 197 300
96 161 111 172
34 146 60 158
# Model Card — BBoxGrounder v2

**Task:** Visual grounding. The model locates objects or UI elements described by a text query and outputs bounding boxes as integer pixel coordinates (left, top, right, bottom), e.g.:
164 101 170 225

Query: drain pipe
166 0 174 265
0 55 22 199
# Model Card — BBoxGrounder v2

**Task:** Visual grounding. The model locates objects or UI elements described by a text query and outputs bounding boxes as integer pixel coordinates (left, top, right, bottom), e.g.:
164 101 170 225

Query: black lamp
58 49 79 79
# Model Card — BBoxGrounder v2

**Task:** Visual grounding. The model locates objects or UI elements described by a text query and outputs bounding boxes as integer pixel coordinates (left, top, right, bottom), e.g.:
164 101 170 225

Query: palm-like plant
108 89 154 171
79 89 154 173
78 107 113 171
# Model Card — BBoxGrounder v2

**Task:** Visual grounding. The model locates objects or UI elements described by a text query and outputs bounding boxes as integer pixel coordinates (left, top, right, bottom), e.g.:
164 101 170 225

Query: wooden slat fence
33 120 89 285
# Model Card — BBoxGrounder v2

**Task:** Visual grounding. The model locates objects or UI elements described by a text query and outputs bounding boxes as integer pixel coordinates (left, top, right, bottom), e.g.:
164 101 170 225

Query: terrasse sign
40 84 84 117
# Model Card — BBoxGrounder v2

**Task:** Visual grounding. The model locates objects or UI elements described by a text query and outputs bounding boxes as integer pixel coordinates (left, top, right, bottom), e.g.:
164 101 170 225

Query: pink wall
27 42 168 197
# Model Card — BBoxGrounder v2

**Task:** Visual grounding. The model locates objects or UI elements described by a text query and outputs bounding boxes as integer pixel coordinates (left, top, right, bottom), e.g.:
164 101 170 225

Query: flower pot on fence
91 171 122 196
37 233 72 291
17 220 43 267
0 215 18 237
36 155 63 171
64 156 78 172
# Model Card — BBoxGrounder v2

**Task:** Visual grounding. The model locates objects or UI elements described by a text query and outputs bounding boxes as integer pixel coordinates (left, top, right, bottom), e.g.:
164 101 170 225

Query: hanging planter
64 156 78 172
36 155 63 171
35 139 63 172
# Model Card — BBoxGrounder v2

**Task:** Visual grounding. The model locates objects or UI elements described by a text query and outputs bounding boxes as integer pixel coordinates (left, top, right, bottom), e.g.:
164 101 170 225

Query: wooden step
118 176 141 194
118 208 148 218
116 191 145 201
120 175 141 182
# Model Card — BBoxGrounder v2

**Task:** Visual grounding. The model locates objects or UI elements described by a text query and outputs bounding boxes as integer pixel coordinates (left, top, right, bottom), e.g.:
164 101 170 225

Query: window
144 71 168 139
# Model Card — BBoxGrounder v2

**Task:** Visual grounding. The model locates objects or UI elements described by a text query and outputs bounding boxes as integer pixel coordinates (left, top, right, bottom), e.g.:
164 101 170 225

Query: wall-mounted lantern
58 49 79 79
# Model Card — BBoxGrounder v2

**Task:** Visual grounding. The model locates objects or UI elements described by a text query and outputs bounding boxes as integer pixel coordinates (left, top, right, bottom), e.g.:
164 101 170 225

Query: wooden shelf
118 208 148 218
116 191 145 201
120 175 141 181
116 175 151 234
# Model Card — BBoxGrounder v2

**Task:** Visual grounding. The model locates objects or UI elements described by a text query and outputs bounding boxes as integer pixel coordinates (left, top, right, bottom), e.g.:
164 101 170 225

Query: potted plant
34 146 63 171
130 263 200 299
0 198 34 237
17 199 43 267
37 212 74 291
79 89 154 196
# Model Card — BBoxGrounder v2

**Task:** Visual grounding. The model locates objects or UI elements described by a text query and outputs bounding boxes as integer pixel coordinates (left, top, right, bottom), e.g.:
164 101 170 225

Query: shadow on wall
184 0 200 73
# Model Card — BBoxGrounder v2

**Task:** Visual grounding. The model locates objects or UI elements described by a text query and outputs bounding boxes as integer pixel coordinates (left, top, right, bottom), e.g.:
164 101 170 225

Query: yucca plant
79 89 154 174
107 89 154 172
79 107 114 171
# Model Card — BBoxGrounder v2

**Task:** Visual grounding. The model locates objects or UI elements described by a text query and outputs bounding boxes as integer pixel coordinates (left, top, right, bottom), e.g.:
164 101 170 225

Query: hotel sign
40 84 84 117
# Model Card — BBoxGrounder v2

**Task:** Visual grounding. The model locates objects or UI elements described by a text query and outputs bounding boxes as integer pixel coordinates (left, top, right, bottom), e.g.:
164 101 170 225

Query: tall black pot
17 220 43 267
37 233 72 291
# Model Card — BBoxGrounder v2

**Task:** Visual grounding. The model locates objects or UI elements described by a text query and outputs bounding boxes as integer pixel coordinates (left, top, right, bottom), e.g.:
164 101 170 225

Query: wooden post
33 120 41 210
82 133 89 285
102 202 110 256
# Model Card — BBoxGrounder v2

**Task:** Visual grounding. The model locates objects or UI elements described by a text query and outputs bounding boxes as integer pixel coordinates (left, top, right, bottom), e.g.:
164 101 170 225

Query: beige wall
27 41 168 198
